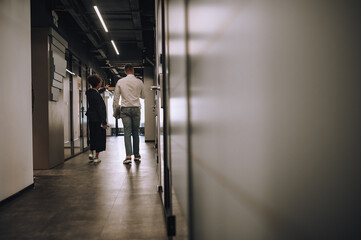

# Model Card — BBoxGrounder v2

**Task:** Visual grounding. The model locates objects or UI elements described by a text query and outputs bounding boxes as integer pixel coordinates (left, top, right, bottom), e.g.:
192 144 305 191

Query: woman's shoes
89 154 101 163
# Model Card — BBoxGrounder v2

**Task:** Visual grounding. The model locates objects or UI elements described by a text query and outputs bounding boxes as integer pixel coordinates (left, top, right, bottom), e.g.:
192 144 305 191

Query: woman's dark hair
87 74 102 88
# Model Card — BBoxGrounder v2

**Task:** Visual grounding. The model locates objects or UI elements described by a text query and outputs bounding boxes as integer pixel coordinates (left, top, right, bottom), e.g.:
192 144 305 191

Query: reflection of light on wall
189 5 229 35
189 39 208 56
169 39 186 56
169 97 187 123
169 2 186 35
188 4 231 56
168 1 186 57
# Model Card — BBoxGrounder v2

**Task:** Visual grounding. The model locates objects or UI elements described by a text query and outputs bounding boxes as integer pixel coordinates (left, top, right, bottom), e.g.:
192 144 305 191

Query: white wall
167 1 190 238
165 0 361 239
168 0 189 225
0 0 33 201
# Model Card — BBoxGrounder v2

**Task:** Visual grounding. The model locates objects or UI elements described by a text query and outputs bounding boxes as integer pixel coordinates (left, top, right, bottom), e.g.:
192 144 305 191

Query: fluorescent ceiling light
94 6 108 32
66 69 75 75
111 40 119 55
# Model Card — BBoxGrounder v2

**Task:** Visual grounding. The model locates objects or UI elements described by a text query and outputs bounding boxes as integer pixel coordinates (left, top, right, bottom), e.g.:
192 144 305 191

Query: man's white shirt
113 74 145 111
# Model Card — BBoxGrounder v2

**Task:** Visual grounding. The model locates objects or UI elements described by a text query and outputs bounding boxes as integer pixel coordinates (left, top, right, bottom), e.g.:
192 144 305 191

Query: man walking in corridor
113 64 145 164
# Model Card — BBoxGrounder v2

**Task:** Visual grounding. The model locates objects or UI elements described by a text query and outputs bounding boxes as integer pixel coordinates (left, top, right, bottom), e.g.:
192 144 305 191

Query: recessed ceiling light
111 40 119 55
94 6 108 32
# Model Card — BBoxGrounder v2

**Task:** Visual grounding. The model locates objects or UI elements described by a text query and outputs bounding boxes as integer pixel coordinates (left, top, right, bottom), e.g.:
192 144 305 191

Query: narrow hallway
0 137 167 240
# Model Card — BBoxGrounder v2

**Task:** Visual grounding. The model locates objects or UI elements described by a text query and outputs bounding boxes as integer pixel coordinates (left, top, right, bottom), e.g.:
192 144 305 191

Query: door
155 0 175 236
63 54 88 159
80 66 89 151
153 75 162 192
72 75 82 155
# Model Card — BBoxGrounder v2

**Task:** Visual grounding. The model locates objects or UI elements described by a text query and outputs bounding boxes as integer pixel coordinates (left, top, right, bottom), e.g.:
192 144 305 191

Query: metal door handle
151 86 160 90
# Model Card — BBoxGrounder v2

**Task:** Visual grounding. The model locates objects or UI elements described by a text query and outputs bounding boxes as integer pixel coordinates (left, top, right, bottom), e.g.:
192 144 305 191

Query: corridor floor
0 136 168 240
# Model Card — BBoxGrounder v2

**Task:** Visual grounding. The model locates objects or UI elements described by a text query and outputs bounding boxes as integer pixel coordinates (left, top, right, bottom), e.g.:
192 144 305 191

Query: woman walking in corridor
86 74 108 163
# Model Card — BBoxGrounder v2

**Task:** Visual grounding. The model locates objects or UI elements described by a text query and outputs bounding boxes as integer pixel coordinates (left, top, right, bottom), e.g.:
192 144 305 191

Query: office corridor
2 0 361 239
0 137 167 240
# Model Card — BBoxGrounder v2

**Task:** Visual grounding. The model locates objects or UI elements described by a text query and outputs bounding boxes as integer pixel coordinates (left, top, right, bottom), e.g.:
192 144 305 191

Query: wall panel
0 0 33 201
186 0 361 239
168 0 189 220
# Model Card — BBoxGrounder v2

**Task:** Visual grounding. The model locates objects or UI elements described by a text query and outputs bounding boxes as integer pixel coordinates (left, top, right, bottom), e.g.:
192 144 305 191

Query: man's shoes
89 154 94 162
123 157 132 164
134 154 141 162
93 157 101 163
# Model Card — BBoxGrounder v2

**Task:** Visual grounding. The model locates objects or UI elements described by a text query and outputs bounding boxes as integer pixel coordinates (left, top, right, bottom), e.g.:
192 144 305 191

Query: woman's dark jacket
85 88 107 125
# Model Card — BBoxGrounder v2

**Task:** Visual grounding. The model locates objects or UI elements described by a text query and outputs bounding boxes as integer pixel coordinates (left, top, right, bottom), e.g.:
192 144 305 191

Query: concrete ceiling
56 0 155 78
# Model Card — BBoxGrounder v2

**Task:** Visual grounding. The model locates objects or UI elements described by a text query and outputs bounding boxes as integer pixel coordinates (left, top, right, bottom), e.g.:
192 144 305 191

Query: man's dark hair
87 74 102 88
124 64 134 73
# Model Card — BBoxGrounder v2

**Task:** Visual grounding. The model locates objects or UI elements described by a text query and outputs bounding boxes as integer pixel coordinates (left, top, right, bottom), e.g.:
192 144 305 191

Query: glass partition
81 67 88 150
63 75 72 159
73 76 81 155
63 57 88 160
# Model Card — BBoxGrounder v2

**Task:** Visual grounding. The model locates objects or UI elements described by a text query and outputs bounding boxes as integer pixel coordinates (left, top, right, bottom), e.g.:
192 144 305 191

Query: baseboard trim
0 183 35 207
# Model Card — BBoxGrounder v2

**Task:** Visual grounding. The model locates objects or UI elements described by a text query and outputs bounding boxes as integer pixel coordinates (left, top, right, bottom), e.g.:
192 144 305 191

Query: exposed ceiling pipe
59 0 106 55
145 57 154 67
129 0 143 49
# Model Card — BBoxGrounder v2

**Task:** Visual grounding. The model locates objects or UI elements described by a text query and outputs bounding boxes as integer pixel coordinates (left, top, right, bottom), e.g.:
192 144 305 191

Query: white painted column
144 66 156 141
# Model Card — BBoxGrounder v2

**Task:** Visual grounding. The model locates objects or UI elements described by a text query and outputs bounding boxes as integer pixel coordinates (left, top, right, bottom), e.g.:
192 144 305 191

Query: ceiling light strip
111 40 120 55
66 69 75 75
94 6 108 32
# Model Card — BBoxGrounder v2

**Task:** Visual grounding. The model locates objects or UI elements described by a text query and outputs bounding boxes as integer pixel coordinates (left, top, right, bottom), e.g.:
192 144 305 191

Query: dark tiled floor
0 136 168 240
